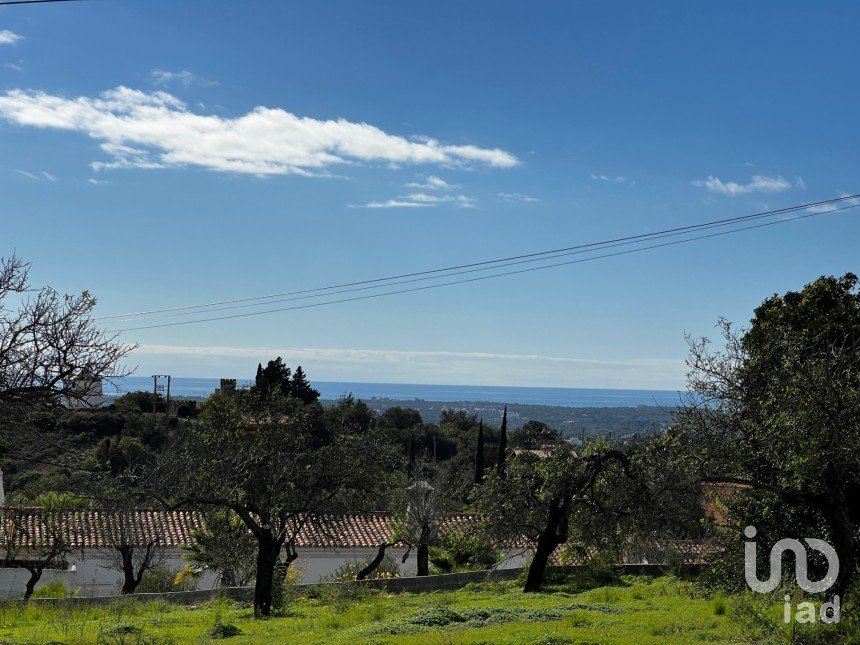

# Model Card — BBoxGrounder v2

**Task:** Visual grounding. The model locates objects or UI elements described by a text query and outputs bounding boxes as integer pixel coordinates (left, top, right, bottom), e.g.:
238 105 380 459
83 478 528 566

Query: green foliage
180 510 256 588
328 554 401 582
0 575 818 643
31 581 78 599
681 273 860 595
114 391 165 414
429 526 500 573
251 357 320 404
511 420 561 448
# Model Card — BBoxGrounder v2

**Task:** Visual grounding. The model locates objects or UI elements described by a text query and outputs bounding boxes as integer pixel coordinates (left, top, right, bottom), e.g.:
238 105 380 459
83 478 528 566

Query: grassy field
0 575 850 644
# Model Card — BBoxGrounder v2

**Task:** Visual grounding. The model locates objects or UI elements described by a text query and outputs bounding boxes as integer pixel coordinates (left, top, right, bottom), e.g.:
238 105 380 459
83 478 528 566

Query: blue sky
1 1 859 389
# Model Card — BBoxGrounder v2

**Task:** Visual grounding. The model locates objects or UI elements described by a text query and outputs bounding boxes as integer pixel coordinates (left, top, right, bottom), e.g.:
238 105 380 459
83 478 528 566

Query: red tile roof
0 509 477 550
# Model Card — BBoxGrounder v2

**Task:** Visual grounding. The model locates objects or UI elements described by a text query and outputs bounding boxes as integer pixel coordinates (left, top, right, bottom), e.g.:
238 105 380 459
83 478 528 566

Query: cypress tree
497 406 508 476
255 363 264 387
407 433 416 479
474 418 485 484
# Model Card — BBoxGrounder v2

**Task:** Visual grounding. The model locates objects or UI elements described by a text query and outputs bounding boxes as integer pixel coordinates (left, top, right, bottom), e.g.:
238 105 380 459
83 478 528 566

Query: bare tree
0 254 134 410
97 509 166 594
0 254 134 479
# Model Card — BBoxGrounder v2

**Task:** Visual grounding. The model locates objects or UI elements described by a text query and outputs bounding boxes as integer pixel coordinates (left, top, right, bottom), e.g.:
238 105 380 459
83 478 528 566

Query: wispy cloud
356 191 476 209
806 192 860 213
150 69 218 88
4 62 23 72
87 178 109 186
591 173 630 184
0 86 519 176
360 199 434 209
356 173 477 208
0 30 23 46
692 174 792 196
132 343 686 389
498 192 539 203
406 175 458 191
15 169 56 181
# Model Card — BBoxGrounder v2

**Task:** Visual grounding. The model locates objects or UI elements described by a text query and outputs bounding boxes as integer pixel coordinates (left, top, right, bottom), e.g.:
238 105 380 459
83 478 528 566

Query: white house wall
0 547 529 599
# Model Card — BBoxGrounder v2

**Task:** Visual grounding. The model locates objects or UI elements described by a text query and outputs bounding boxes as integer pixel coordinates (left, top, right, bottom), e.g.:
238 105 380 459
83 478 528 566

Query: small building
62 372 107 409
0 508 521 598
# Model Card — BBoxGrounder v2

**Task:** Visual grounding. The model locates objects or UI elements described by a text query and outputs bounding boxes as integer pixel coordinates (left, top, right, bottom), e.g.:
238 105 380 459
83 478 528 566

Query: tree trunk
523 495 570 593
357 543 390 580
823 498 857 599
524 534 557 593
254 535 279 617
417 544 429 576
23 567 42 600
119 546 139 594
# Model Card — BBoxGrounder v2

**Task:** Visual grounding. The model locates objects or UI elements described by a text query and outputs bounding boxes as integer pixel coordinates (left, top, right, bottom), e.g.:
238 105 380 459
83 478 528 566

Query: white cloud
360 199 434 209
406 175 458 191
692 174 792 195
15 169 56 181
0 86 519 176
355 191 476 209
150 69 217 88
88 178 109 186
131 343 686 390
794 176 806 190
4 62 23 72
806 192 860 213
0 30 23 46
591 173 628 183
498 192 539 203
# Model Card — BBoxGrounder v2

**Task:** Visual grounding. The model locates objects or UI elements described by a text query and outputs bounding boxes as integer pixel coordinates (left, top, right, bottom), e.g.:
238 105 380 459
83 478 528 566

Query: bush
32 581 79 599
428 526 501 573
208 598 243 639
328 554 401 582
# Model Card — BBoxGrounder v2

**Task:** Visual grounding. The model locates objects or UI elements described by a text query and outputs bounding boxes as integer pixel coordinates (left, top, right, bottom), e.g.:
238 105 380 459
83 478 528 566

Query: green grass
0 576 846 644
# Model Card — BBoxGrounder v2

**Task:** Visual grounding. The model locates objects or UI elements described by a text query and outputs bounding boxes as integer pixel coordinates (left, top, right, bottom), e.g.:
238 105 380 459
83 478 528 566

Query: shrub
32 581 79 599
328 553 401 581
428 526 501 573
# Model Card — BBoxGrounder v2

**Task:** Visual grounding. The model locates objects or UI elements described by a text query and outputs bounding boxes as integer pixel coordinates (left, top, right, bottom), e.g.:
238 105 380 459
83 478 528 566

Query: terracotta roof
0 509 205 549
0 509 714 565
0 509 477 550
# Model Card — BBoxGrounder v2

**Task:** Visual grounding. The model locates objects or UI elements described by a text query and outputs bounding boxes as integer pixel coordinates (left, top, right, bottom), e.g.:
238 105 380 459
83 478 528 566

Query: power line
98 194 859 322
0 0 82 6
103 203 853 322
108 204 857 332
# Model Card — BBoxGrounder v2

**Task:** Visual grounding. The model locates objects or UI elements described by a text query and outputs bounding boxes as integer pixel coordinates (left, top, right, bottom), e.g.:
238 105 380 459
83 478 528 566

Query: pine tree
497 406 508 476
474 418 485 484
290 366 320 405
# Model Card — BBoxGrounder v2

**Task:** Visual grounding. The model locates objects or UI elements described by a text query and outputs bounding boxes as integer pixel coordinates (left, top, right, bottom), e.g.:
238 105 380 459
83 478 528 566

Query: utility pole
151 374 171 417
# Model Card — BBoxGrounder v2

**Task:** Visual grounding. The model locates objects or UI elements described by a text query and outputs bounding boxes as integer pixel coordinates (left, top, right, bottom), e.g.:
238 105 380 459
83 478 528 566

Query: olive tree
152 387 396 616
678 273 860 597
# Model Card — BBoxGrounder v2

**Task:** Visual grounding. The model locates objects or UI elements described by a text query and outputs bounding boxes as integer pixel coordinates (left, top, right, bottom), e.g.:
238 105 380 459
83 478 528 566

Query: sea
106 377 681 408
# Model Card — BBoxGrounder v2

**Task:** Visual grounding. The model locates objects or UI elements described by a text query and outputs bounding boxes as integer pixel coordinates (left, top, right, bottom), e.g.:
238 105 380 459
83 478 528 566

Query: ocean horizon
106 376 682 408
